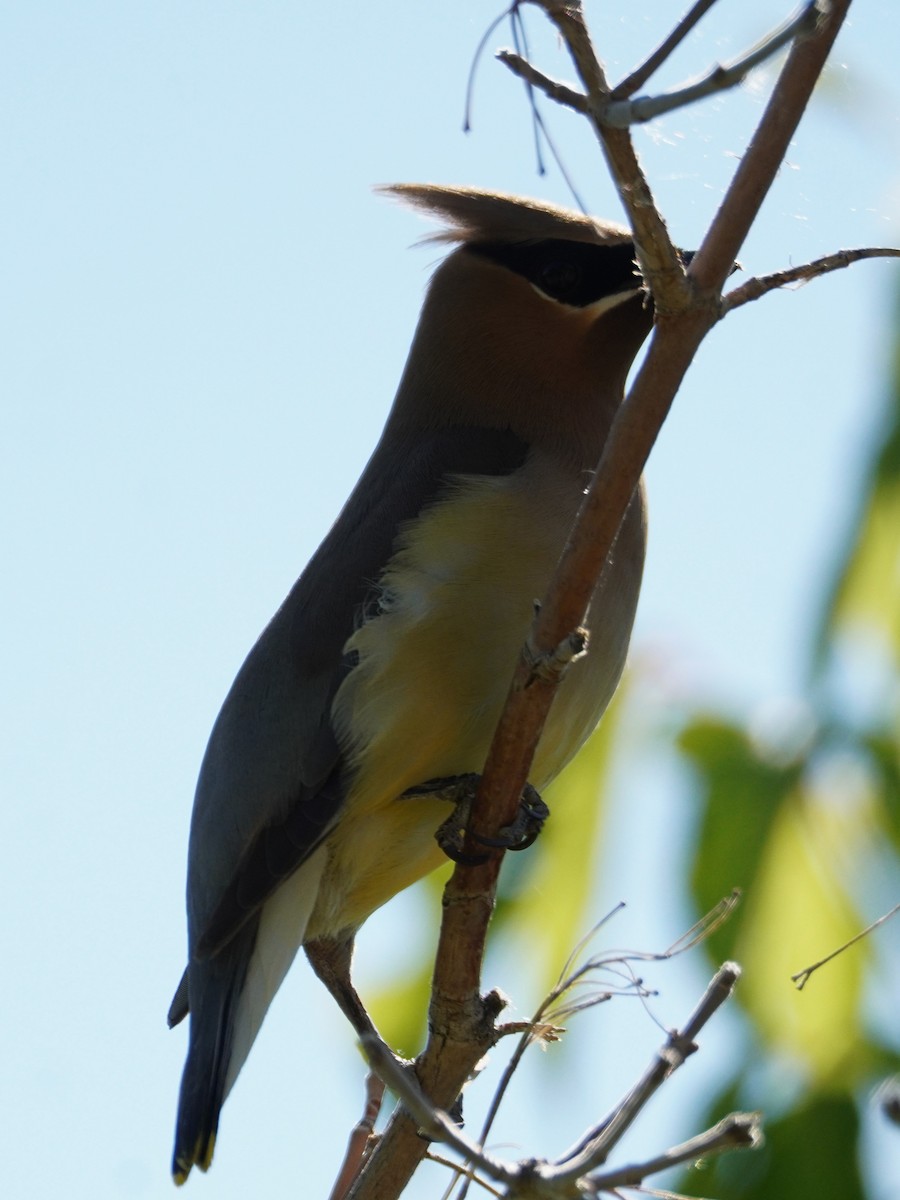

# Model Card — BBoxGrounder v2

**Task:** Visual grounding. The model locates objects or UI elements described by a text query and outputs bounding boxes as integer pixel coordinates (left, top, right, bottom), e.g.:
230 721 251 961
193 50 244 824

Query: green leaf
862 729 900 853
688 1092 866 1200
365 865 451 1056
736 787 866 1085
814 282 900 671
680 715 802 963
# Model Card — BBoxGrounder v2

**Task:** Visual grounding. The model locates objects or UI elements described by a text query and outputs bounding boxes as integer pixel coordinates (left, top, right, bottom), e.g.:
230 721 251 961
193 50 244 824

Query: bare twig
689 0 848 293
328 1073 386 1200
723 248 900 313
601 1 822 127
362 968 753 1199
614 0 722 98
538 0 689 309
430 1153 504 1198
662 890 741 956
464 6 516 132
585 1112 762 1192
457 901 739 1200
553 964 741 1180
348 4 856 1195
496 50 588 112
473 8 589 208
361 1036 511 1187
791 901 900 990
501 0 821 142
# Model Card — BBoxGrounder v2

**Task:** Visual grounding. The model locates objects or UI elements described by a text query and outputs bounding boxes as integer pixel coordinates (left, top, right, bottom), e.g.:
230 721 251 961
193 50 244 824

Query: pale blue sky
2 3 898 1198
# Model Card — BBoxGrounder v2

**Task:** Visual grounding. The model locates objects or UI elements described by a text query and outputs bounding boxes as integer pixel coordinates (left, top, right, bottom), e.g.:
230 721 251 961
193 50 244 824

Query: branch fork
339 2 895 1196
358 964 759 1199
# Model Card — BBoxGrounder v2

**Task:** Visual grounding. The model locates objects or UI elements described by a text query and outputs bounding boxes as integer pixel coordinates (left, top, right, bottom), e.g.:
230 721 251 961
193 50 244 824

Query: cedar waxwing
168 184 654 1182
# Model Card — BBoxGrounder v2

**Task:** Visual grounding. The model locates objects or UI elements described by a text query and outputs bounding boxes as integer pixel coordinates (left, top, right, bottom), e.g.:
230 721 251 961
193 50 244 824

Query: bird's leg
304 934 412 1070
403 774 550 865
306 934 464 1137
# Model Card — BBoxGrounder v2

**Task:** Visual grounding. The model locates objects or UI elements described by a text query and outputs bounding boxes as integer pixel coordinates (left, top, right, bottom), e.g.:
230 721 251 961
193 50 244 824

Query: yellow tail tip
172 1133 216 1185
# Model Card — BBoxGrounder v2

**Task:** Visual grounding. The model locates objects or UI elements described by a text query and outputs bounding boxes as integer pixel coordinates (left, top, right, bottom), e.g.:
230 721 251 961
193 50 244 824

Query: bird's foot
404 774 549 865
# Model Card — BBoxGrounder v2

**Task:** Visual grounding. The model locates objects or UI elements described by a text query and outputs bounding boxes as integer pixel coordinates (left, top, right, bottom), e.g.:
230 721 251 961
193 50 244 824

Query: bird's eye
536 258 583 300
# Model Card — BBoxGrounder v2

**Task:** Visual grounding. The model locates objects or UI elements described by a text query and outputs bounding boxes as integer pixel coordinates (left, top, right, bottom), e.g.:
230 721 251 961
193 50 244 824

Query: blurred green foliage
679 284 900 1197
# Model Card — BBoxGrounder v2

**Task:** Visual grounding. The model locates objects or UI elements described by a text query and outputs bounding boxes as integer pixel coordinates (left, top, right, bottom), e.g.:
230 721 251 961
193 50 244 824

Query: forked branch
359 965 758 1198
346 3 861 1196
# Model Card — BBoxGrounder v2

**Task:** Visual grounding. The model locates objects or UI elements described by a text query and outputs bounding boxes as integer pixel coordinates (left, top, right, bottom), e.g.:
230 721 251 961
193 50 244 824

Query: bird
168 183 656 1183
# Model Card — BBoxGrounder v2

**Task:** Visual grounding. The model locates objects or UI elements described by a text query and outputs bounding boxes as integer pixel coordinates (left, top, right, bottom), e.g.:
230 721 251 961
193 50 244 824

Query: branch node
497 48 589 113
523 628 589 686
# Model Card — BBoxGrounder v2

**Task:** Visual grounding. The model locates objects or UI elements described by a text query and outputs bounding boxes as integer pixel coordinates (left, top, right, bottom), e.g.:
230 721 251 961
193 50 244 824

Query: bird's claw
405 774 549 864
469 783 549 852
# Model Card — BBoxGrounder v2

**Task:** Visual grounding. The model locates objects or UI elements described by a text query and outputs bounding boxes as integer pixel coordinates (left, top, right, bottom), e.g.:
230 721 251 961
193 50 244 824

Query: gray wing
181 424 529 965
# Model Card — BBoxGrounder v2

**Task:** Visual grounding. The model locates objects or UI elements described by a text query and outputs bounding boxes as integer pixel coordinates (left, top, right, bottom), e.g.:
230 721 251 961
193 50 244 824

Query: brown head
381 184 654 470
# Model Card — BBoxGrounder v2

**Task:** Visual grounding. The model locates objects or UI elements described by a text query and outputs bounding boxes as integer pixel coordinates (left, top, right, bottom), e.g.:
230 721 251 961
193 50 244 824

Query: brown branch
361 1036 511 1186
537 0 689 313
348 4 855 1195
689 0 849 294
360 967 752 1199
501 10 816 129
496 50 587 112
723 248 900 313
327 1073 385 1200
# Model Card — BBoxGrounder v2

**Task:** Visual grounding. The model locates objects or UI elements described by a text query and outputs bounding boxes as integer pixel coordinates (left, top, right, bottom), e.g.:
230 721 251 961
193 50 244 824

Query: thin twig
538 0 689 310
497 51 588 112
602 1 822 127
464 6 516 132
429 1152 503 1198
327 1073 386 1200
361 1036 513 1187
509 4 548 178
723 248 900 313
689 0 849 293
553 964 741 1179
663 890 742 956
791 901 900 990
463 899 740 1200
614 0 722 98
585 1112 762 1192
348 5 856 1196
364 968 749 1198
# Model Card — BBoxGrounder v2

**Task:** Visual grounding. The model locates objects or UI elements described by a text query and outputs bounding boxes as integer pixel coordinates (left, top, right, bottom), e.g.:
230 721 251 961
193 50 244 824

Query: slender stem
791 901 900 990
690 0 851 295
497 50 588 112
553 965 741 1179
603 1 822 128
537 0 689 307
327 1074 386 1200
614 0 722 97
586 1112 762 1190
724 248 900 313
348 4 856 1195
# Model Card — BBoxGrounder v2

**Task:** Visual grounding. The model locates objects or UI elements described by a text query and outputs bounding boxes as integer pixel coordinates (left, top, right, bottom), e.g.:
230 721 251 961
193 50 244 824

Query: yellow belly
305 455 644 938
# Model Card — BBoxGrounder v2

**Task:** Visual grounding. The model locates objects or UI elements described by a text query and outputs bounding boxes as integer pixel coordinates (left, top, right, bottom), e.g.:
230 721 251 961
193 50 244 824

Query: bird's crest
378 183 631 248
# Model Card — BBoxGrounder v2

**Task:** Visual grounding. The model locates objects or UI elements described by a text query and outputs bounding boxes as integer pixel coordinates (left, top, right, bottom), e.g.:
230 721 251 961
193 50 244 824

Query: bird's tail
170 847 329 1182
171 924 256 1184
